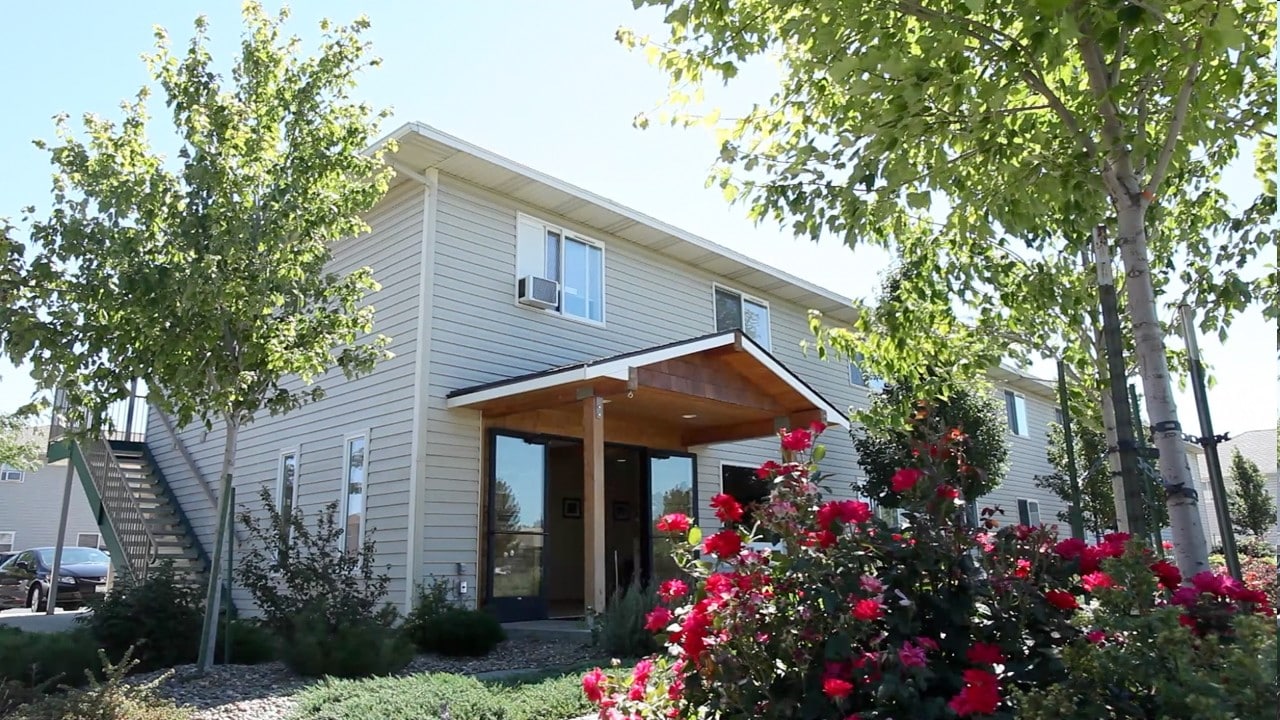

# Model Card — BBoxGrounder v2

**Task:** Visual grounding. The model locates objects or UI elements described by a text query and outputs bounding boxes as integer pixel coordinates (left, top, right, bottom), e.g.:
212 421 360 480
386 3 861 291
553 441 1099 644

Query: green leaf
687 526 703 547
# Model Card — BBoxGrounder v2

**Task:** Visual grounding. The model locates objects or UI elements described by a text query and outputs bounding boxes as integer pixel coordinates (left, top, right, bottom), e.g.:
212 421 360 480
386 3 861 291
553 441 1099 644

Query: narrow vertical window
341 435 368 554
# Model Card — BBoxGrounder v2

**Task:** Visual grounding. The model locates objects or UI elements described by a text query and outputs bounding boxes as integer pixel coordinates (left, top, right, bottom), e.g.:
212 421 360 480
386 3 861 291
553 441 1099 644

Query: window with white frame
0 532 13 553
1054 407 1064 426
713 285 771 350
340 433 368 554
516 213 605 323
1017 498 1042 527
76 532 105 550
0 465 24 483
1004 390 1029 438
849 354 887 392
277 450 300 560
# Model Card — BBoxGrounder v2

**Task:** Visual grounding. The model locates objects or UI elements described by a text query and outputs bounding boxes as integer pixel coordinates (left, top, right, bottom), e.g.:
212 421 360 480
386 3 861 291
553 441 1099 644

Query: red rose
1053 537 1087 560
948 669 1001 716
656 513 691 533
817 500 871 529
890 467 923 493
1102 532 1131 545
809 420 828 436
936 484 960 501
756 460 782 479
1149 560 1182 590
644 606 673 632
851 598 885 621
710 493 745 523
1085 630 1106 644
1081 571 1115 592
705 573 736 597
802 530 838 549
582 668 607 703
1191 571 1232 597
1045 589 1079 611
658 578 689 602
966 642 1006 665
1230 587 1269 606
779 427 813 452
822 677 854 700
704 529 743 558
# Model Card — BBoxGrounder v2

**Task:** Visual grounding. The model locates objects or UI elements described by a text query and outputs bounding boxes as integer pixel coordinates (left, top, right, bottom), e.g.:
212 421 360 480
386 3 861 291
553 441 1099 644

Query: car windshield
36 548 109 565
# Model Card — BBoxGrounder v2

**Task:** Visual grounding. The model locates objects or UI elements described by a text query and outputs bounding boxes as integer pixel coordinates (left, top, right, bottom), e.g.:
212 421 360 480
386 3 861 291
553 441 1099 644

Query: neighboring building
1194 428 1279 547
0 426 105 554
65 123 1066 621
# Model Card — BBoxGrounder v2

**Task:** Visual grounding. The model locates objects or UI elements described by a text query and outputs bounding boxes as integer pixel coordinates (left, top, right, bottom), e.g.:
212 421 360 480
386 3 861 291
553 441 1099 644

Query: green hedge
290 663 629 720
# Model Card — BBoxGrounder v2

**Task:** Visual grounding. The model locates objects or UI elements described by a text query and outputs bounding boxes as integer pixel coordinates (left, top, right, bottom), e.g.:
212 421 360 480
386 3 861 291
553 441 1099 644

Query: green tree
1227 448 1276 538
1035 420 1117 538
0 413 41 471
0 3 392 670
626 0 1276 575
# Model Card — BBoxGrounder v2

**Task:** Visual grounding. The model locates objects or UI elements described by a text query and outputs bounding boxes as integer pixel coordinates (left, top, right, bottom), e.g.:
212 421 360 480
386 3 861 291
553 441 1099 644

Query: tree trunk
197 417 238 673
1114 199 1210 576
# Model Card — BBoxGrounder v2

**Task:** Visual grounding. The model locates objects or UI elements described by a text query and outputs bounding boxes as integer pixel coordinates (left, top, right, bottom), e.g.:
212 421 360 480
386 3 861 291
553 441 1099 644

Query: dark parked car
0 546 110 612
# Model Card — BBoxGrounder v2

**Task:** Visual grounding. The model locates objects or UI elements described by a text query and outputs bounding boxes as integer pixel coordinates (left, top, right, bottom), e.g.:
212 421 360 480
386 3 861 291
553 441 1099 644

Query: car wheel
27 584 44 613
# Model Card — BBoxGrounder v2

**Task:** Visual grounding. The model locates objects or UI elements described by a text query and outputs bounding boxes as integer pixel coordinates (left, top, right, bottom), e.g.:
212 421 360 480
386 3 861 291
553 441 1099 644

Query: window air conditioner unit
517 275 559 309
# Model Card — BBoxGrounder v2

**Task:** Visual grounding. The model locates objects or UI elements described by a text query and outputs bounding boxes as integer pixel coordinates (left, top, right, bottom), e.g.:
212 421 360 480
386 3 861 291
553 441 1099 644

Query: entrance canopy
446 330 850 448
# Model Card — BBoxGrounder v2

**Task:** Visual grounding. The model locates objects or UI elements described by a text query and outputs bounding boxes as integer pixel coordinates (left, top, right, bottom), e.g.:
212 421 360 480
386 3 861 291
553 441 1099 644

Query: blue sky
0 1 1272 435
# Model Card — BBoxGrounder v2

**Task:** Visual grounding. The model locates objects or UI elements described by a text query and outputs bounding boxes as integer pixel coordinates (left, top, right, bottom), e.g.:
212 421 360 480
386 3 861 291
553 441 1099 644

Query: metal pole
223 487 235 665
1179 305 1242 580
45 449 78 614
1056 360 1085 540
1093 226 1148 541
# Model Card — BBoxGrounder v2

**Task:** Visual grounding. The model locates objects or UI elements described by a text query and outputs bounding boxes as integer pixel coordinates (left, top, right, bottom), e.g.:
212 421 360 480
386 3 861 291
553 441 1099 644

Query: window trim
711 283 772 351
514 212 607 327
0 531 14 553
848 355 887 392
1004 390 1030 438
1017 498 1042 527
0 465 25 483
75 532 104 550
339 431 371 553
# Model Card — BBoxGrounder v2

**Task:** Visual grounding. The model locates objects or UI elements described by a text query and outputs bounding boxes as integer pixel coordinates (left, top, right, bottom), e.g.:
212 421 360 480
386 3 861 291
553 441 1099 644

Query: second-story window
1005 390 1030 438
516 213 605 323
714 285 771 350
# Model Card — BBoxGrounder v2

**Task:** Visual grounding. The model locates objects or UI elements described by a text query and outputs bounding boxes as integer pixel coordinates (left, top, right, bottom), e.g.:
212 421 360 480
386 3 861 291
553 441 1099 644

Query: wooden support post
583 396 607 620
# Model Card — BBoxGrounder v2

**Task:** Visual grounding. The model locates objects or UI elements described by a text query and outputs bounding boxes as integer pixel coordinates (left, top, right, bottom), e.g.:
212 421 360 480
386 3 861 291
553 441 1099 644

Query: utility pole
1056 360 1085 540
1093 226 1148 541
1179 304 1241 581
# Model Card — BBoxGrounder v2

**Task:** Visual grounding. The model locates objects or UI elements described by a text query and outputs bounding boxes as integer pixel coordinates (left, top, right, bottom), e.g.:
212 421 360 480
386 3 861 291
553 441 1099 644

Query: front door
647 452 696 584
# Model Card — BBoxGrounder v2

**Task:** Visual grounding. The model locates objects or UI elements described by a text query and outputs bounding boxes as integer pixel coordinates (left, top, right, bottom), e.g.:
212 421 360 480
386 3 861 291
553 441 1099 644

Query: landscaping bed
131 637 600 720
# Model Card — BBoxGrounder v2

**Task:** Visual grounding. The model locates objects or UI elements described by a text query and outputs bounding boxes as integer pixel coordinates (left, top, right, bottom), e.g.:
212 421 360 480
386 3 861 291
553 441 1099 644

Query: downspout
404 166 440 610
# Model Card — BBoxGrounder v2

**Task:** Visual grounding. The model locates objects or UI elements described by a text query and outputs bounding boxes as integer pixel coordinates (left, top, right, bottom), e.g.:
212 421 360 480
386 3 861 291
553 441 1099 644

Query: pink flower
822 677 854 700
802 530 837 549
1191 571 1232 597
1081 571 1115 592
1170 586 1200 607
859 574 885 593
582 668 606 703
1085 630 1106 644
898 641 928 668
852 598 885 621
644 606 673 632
1045 589 1079 611
711 493 745 523
632 658 653 685
817 500 872 528
1162 540 1174 550
1102 532 1132 545
705 573 736 597
948 669 1001 716
1054 537 1087 560
809 420 828 436
1013 558 1032 578
966 642 1005 665
779 427 813 452
914 636 939 651
658 578 688 602
656 514 691 533
890 467 923 493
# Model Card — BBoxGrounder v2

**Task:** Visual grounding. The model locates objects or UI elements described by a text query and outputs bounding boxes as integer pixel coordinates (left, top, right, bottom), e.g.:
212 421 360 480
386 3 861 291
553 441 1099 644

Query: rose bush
581 414 1277 720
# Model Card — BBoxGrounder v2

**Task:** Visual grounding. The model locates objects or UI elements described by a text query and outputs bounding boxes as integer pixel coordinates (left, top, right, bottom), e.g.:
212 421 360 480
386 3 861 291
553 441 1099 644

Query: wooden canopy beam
681 408 827 447
628 361 786 414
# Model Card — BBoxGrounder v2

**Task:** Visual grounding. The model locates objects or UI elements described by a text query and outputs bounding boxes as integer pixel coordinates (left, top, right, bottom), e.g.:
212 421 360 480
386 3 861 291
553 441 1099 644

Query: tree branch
894 0 1100 161
1074 6 1140 200
1145 47 1203 195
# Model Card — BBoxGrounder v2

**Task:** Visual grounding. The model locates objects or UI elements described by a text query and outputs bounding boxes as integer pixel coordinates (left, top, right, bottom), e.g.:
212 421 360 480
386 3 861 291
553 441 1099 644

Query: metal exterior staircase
48 388 210 587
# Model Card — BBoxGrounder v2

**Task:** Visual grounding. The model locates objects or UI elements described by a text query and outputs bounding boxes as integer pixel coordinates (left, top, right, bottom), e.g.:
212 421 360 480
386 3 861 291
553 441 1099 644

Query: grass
288 660 632 720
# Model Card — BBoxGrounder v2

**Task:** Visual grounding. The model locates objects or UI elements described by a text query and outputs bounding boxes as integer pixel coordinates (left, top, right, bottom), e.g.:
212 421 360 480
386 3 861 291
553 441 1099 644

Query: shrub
591 578 660 658
79 560 203 672
291 663 633 720
0 626 102 690
411 608 505 657
213 619 278 665
281 608 413 678
402 577 461 651
238 487 403 676
579 418 1278 719
8 648 191 720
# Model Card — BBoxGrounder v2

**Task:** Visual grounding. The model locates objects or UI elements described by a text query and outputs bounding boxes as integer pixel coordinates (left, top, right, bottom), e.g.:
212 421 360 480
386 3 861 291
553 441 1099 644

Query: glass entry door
487 434 548 622
647 452 696 584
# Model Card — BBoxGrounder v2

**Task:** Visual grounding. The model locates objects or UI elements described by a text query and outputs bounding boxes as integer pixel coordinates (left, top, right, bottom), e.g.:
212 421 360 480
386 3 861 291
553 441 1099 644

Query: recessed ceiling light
681 413 698 419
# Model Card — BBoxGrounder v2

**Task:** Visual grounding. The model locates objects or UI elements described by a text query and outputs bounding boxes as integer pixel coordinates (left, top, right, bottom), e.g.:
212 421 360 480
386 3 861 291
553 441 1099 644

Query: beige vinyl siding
0 459 101 551
983 386 1067 531
145 181 425 612
422 177 867 598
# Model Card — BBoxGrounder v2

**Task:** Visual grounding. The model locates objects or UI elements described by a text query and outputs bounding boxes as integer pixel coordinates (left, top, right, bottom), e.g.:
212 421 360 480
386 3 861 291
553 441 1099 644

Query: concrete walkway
0 607 89 633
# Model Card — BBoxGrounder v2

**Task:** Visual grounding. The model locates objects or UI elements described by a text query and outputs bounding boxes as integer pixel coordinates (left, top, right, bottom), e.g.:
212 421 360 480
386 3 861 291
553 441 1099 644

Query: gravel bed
134 638 599 720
